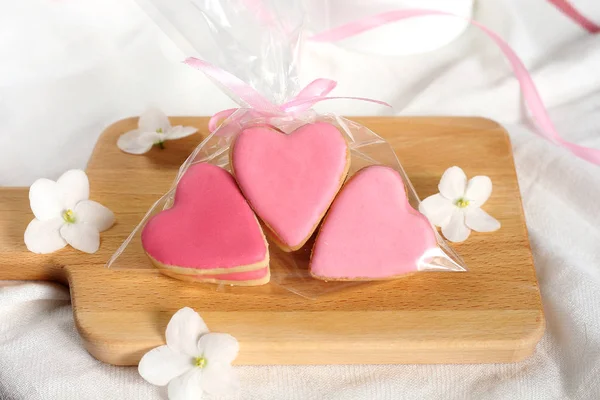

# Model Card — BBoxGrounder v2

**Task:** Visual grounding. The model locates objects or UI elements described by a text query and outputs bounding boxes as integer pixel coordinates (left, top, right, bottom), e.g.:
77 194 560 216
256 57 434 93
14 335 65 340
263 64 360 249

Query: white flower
24 169 115 254
138 307 240 400
419 166 500 243
117 108 197 154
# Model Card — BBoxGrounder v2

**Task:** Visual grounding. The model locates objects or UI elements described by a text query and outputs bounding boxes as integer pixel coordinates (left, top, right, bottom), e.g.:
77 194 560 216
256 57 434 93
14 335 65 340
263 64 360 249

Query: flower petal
166 126 197 140
57 169 89 209
166 308 209 357
465 176 492 207
117 130 156 155
138 108 171 133
201 363 239 396
74 200 115 232
418 194 455 227
441 209 471 243
438 166 467 201
117 129 141 150
60 223 99 253
138 345 192 387
465 207 501 232
24 218 66 254
29 178 63 221
197 333 239 365
167 368 204 400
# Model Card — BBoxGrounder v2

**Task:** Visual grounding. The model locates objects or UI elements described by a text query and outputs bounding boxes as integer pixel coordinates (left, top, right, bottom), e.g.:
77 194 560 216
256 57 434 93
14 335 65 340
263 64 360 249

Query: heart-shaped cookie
310 165 438 281
141 163 269 279
231 122 350 252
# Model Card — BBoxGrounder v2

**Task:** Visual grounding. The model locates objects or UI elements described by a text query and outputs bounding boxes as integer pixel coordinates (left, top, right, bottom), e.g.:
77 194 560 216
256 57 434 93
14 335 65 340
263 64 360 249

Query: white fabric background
1 0 600 399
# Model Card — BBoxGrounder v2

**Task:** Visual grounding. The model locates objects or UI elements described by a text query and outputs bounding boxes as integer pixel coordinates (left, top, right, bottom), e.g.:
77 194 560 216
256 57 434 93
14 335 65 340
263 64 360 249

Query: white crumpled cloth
1 0 599 399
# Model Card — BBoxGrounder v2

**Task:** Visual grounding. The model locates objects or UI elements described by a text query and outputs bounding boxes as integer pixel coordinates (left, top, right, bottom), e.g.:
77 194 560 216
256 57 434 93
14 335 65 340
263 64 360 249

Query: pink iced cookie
161 267 270 286
231 122 349 252
310 165 438 281
141 163 269 279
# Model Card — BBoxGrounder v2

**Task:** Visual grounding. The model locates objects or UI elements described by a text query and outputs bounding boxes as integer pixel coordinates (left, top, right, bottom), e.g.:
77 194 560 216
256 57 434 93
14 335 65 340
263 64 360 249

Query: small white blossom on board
117 108 197 154
138 307 240 400
419 166 500 243
24 169 115 254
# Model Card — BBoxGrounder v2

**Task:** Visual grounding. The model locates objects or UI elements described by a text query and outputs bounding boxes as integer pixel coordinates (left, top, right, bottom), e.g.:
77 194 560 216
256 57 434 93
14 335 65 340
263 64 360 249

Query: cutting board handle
0 187 69 284
0 260 69 284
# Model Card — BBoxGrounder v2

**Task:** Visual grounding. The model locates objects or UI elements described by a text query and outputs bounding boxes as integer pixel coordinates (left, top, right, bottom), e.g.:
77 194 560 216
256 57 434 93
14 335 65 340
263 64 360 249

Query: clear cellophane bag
107 0 465 298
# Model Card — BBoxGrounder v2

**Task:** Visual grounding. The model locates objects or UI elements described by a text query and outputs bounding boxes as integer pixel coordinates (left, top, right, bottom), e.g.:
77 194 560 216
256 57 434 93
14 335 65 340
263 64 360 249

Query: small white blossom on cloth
24 169 115 254
117 108 197 154
138 307 240 400
419 166 500 243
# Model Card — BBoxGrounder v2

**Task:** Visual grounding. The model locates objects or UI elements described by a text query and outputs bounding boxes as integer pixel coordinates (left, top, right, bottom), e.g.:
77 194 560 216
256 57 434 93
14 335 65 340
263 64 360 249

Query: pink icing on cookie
310 165 438 280
232 122 348 249
141 163 267 271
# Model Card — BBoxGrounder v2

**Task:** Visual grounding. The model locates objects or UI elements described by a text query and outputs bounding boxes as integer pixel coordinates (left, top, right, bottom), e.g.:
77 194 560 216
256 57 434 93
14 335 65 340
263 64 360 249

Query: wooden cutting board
0 116 544 366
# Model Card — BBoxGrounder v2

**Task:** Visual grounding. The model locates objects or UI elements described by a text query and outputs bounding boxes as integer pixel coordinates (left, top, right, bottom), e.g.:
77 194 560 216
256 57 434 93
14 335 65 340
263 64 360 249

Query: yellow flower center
194 356 207 368
455 198 470 208
154 128 166 148
62 209 76 224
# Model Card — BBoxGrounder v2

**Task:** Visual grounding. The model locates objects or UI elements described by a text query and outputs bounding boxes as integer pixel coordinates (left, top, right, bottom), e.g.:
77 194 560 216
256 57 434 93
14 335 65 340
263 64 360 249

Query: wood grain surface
0 116 544 365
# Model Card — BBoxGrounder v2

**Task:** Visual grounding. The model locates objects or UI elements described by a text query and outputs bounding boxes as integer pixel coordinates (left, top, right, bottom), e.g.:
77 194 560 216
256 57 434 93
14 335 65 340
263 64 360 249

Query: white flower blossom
24 169 115 254
419 166 500 243
138 307 240 400
117 108 197 154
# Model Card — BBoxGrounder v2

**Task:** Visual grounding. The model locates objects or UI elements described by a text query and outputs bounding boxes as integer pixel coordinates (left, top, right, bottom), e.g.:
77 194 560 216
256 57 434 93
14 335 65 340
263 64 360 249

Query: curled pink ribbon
184 57 390 134
310 9 600 165
548 0 600 33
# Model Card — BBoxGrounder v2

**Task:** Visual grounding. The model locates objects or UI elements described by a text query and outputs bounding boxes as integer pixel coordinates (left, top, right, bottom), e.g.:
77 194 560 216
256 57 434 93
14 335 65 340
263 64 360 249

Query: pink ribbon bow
184 57 390 134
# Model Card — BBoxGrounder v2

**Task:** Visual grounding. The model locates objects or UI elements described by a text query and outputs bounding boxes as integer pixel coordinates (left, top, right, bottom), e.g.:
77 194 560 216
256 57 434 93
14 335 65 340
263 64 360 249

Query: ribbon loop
294 79 337 102
207 109 238 133
185 58 390 134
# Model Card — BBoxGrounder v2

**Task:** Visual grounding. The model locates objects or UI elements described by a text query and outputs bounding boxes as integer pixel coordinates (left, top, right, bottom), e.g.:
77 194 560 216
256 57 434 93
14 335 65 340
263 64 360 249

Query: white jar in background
305 0 474 55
